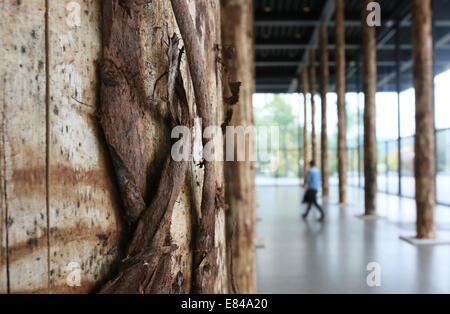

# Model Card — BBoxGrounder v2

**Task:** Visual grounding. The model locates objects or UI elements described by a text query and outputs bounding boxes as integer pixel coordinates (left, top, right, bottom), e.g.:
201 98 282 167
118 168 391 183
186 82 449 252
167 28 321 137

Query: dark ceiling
254 0 450 93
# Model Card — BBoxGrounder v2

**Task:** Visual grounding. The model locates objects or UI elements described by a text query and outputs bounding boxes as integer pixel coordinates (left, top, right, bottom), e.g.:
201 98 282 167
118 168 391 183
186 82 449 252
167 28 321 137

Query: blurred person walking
302 161 325 221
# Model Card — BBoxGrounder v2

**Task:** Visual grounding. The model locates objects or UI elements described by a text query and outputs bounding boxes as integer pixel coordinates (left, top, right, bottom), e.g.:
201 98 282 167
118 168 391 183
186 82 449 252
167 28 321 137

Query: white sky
253 69 450 142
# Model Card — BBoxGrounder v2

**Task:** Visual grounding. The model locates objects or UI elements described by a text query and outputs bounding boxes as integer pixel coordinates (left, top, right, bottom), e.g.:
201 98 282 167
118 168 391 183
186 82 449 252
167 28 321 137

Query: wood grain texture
319 25 330 197
139 0 195 294
221 0 256 294
47 0 124 293
335 0 347 203
302 67 310 179
411 0 436 239
309 50 317 166
0 20 7 292
361 0 377 216
0 0 228 293
0 0 48 293
171 0 227 294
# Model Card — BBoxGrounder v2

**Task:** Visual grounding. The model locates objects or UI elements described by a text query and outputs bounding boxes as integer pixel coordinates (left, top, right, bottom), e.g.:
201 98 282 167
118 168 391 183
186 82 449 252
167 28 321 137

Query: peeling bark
335 0 347 203
170 0 218 294
100 0 149 225
100 156 189 293
411 0 436 239
362 0 377 216
99 0 192 293
319 25 330 197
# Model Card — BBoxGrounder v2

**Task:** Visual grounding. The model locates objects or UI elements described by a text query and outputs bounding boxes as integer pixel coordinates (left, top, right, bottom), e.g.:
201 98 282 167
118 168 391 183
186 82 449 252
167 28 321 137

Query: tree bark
221 0 256 294
170 0 219 293
335 0 347 203
302 67 310 179
319 25 330 197
361 0 378 216
309 50 317 165
99 0 192 293
411 0 436 239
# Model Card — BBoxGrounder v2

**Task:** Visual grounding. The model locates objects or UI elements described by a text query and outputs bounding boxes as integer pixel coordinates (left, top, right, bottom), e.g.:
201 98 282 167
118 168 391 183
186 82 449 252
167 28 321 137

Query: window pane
436 129 450 205
346 93 360 148
387 140 399 195
376 92 399 141
400 136 415 198
347 148 359 186
377 142 387 192
435 70 450 129
399 89 416 137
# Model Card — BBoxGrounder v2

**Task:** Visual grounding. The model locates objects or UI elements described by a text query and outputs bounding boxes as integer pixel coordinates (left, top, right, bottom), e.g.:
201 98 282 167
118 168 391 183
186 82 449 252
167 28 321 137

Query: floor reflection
256 185 450 293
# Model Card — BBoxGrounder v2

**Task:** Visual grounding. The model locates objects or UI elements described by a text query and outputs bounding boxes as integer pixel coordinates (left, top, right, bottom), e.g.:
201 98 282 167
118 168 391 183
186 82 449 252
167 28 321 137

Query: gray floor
255 185 450 294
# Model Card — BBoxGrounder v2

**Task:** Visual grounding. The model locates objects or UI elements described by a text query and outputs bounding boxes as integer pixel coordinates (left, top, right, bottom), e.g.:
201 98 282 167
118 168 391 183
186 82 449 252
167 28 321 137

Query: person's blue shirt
306 166 321 191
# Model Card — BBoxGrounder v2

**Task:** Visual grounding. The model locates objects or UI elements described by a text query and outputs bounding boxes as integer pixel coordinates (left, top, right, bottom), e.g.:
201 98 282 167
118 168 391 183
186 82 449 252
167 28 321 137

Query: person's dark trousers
302 189 324 221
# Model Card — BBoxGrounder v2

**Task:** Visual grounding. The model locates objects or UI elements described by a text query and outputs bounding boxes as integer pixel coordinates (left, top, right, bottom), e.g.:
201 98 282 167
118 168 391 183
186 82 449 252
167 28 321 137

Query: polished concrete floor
255 185 450 294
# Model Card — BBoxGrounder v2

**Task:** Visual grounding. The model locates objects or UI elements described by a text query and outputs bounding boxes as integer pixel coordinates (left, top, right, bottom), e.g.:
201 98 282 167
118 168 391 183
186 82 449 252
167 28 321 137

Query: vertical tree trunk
221 0 256 294
411 0 436 239
99 0 192 294
309 50 317 165
99 0 228 294
1 0 229 293
335 0 347 203
302 67 310 179
319 25 330 197
170 0 219 293
361 0 378 216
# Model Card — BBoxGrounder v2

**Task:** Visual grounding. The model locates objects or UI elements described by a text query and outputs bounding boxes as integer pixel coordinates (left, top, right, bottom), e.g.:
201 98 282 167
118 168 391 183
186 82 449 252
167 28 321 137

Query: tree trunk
309 50 317 165
221 0 256 294
302 67 310 179
361 0 377 216
0 0 230 293
319 25 330 197
99 0 228 293
99 0 193 293
335 0 347 204
411 0 436 239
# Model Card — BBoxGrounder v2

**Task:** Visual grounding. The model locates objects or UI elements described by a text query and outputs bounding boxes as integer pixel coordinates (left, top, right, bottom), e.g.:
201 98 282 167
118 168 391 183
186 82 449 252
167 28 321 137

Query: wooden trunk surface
362 0 378 216
0 0 227 293
411 0 436 239
335 0 347 203
319 25 330 197
309 50 317 166
302 67 310 179
221 0 256 294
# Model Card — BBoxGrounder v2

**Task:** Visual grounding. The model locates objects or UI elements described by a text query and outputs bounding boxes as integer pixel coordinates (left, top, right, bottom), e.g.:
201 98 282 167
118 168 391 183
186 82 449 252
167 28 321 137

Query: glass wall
399 136 415 198
253 93 302 179
386 140 399 195
436 129 450 205
252 69 450 207
377 142 387 192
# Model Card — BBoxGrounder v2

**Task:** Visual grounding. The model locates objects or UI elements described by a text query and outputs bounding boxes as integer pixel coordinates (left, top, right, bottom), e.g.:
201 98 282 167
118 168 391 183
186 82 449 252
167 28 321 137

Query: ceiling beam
287 0 336 92
255 43 450 50
255 60 450 67
254 19 450 28
378 33 450 88
343 6 412 90
255 84 290 91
